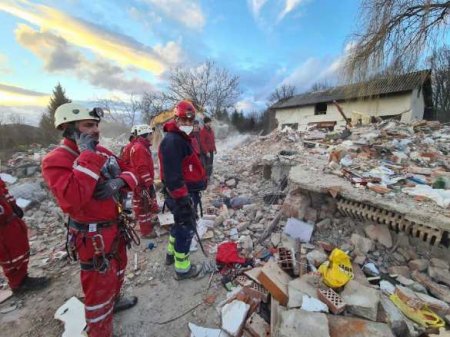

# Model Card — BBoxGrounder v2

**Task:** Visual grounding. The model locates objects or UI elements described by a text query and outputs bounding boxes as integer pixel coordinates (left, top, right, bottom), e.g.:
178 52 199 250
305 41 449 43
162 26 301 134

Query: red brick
258 260 292 306
318 288 346 314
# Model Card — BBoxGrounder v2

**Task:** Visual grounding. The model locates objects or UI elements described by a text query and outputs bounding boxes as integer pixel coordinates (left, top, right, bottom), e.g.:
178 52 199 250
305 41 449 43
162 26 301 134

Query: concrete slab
279 309 330 337
340 280 380 321
328 315 395 337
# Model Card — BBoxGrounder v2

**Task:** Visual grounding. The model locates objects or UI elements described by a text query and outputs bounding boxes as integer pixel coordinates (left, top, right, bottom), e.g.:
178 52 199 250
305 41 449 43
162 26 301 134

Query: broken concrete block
221 300 250 336
244 267 262 285
283 217 314 243
328 315 395 337
415 292 450 317
54 296 86 337
302 295 329 313
245 312 270 337
430 258 449 270
288 273 321 300
340 280 380 321
395 285 423 310
316 218 331 230
306 250 328 268
351 234 373 254
279 309 330 337
396 275 415 287
317 288 346 315
188 323 224 337
408 259 428 272
271 298 285 337
0 289 13 304
364 224 392 248
428 266 450 287
411 270 450 303
379 295 414 337
388 266 411 278
258 260 292 306
271 232 282 247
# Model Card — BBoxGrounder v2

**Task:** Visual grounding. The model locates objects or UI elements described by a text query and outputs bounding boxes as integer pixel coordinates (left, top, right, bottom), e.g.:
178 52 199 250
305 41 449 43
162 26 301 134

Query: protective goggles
89 107 104 119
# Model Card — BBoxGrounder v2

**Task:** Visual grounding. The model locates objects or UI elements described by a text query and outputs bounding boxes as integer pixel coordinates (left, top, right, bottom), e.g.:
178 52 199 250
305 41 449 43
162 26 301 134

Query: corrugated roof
272 70 431 110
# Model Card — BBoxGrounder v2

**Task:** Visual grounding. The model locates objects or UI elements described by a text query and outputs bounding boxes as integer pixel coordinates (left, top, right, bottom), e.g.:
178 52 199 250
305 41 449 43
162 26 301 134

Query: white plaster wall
275 92 416 130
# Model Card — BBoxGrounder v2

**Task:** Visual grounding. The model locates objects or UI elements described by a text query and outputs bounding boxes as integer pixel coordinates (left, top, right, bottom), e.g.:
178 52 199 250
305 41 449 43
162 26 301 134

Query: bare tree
309 81 332 92
346 0 450 81
429 46 450 121
166 60 240 115
8 113 26 125
98 94 140 127
268 84 296 105
140 91 172 123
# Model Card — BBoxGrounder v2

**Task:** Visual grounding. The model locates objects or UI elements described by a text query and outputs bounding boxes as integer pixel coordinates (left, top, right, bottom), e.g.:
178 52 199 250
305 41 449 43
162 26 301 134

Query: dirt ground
0 236 225 337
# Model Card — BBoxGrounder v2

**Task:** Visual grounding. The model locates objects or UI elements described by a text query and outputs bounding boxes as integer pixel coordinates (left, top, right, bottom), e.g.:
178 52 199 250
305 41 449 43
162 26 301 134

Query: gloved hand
12 203 24 218
76 133 98 152
93 178 125 200
174 196 196 222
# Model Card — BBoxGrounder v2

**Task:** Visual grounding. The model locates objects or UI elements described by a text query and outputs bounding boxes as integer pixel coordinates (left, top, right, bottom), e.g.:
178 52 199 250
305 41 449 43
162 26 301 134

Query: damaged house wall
272 70 432 131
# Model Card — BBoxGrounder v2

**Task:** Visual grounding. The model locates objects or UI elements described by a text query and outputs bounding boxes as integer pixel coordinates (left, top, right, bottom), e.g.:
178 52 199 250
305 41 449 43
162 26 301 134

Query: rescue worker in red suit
119 125 138 165
190 120 201 157
159 100 207 280
42 103 139 337
0 178 49 293
130 124 159 238
199 116 217 179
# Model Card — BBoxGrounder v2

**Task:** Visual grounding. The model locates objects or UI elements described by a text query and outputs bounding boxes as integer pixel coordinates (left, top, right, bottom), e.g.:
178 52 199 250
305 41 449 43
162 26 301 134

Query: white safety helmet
130 125 138 135
54 103 104 129
134 124 153 136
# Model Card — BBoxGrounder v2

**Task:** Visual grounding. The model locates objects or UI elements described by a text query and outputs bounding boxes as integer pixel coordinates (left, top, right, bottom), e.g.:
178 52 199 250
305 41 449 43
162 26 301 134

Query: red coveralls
130 137 158 236
120 139 135 166
42 138 138 337
199 126 216 178
0 178 30 290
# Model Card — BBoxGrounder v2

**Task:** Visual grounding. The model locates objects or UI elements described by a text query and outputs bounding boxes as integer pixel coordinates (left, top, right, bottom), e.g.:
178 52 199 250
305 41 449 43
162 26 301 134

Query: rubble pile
189 120 450 337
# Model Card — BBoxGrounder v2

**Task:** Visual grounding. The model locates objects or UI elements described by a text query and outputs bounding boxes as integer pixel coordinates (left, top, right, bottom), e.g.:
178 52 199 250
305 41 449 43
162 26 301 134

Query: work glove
174 196 196 223
76 133 98 153
12 203 24 218
93 178 125 200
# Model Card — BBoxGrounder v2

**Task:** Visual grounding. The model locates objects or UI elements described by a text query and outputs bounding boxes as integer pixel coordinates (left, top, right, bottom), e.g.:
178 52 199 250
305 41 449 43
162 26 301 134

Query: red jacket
190 132 201 155
158 121 206 199
0 178 16 226
42 138 138 223
130 137 154 188
200 126 216 153
120 139 136 165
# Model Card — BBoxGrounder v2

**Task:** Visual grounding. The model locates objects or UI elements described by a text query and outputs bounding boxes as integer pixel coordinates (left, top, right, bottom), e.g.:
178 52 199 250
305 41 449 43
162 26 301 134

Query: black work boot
113 296 138 313
13 276 49 294
165 254 174 266
175 264 200 281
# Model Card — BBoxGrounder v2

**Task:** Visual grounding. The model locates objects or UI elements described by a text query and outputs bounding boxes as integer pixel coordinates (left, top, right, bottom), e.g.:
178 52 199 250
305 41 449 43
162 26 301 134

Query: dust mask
179 125 193 135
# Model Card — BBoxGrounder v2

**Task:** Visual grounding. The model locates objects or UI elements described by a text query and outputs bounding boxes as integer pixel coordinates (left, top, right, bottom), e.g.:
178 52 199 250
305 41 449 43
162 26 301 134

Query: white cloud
248 0 268 18
0 53 11 75
154 40 185 66
236 97 266 114
278 0 304 21
15 25 156 94
0 0 166 74
143 0 205 30
280 42 355 92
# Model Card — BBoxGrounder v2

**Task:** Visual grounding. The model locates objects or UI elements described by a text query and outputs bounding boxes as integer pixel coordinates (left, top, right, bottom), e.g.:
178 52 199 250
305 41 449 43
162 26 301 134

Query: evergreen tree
39 83 71 143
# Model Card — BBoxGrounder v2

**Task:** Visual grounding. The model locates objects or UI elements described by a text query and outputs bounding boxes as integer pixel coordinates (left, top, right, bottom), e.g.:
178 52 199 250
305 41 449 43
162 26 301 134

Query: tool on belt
92 234 109 273
117 203 141 249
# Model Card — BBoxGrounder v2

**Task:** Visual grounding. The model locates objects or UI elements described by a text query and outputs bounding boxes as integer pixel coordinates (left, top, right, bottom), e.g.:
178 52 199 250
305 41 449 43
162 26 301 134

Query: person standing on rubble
130 124 159 238
191 120 202 158
0 177 49 293
159 100 207 280
42 103 139 337
120 125 137 165
199 116 216 180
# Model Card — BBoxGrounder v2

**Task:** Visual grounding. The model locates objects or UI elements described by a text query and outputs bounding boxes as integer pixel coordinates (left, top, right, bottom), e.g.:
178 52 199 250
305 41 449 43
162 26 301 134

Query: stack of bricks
317 288 346 314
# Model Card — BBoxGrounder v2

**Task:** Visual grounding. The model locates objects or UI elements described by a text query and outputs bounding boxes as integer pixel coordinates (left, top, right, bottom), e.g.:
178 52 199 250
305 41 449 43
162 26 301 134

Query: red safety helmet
174 100 196 120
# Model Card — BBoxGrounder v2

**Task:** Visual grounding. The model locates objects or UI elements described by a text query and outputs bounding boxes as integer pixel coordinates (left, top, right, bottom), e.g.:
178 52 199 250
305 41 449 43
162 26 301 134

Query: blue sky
0 0 360 124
